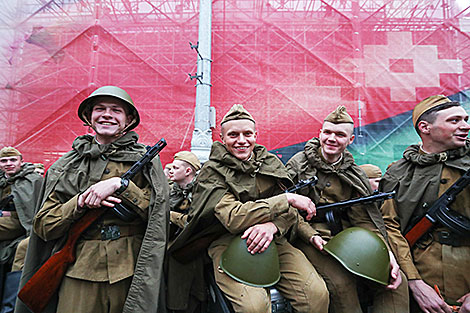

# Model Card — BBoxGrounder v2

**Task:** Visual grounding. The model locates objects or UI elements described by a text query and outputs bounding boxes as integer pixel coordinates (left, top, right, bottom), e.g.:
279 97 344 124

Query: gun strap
435 230 470 247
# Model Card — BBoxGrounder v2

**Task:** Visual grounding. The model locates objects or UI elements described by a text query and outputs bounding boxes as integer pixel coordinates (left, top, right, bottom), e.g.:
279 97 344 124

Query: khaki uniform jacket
286 138 388 242
166 142 298 311
0 163 43 264
16 132 169 313
380 142 470 300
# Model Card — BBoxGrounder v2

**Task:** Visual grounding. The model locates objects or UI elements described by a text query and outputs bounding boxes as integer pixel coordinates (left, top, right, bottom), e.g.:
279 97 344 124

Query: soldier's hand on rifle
78 177 123 209
241 222 278 254
409 279 453 313
386 251 402 290
285 193 316 220
309 235 327 252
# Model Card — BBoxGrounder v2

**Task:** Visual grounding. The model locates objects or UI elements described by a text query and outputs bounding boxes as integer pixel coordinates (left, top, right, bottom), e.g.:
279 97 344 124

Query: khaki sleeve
296 217 320 243
170 211 188 229
118 180 151 220
214 192 291 234
381 198 421 280
33 192 80 241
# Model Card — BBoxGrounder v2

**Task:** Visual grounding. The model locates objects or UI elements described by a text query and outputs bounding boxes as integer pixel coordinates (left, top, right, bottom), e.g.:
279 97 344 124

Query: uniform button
104 168 110 174
133 198 138 203
440 179 448 184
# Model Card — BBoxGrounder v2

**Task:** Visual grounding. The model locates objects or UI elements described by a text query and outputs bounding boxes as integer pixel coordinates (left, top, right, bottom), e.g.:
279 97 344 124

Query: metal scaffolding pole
190 0 214 163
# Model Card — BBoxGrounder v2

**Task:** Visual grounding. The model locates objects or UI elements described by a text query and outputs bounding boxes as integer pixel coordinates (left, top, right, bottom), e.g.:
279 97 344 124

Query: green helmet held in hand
78 85 140 131
324 227 390 285
219 236 280 288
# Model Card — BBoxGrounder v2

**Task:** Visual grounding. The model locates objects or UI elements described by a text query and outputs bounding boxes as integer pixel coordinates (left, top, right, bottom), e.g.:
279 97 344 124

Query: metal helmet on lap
219 236 280 288
78 86 140 131
323 227 390 285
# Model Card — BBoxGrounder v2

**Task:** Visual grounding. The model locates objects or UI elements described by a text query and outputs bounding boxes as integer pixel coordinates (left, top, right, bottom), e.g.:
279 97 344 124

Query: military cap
324 105 354 124
0 147 21 158
174 151 201 171
221 104 255 125
412 95 458 127
78 86 140 130
359 164 382 179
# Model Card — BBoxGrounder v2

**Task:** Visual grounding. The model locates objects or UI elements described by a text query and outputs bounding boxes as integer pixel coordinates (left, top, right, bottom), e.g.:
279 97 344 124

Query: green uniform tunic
0 163 43 267
16 132 169 313
286 137 409 313
168 142 329 313
380 142 470 305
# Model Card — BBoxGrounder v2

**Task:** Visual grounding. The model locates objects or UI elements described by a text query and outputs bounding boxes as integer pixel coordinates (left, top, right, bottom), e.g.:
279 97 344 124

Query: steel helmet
78 86 140 130
323 227 390 285
219 236 280 288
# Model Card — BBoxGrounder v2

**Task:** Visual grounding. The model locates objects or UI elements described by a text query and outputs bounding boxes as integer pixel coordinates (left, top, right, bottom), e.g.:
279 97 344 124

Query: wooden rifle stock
403 167 470 247
404 216 434 247
18 209 106 313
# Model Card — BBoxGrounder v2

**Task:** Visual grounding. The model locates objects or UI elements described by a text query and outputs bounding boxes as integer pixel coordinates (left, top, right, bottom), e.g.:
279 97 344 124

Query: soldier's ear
417 120 431 134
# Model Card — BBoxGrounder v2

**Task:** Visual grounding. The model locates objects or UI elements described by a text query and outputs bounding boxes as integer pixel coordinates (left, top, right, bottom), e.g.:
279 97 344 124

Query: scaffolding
1 0 469 169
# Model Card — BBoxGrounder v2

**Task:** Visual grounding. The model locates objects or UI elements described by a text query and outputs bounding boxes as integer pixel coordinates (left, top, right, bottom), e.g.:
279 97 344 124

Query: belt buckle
101 225 121 241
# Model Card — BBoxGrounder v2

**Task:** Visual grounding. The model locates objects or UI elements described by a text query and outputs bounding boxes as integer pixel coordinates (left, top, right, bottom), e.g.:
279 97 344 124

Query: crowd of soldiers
0 85 469 313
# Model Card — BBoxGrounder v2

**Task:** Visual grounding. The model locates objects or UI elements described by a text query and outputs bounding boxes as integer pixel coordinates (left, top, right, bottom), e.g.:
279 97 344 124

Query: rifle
18 138 167 313
301 191 396 234
171 177 319 264
404 168 470 247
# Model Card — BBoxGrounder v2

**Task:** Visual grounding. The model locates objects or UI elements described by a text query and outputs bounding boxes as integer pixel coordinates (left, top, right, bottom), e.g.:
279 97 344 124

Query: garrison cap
324 105 354 124
174 151 201 171
0 147 21 158
412 95 458 127
221 104 255 125
359 164 382 179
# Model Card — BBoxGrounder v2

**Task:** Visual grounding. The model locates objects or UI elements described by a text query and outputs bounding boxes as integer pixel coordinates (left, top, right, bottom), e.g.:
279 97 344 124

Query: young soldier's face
426 106 470 151
221 119 257 161
319 121 355 162
0 156 23 177
90 97 132 144
169 160 191 185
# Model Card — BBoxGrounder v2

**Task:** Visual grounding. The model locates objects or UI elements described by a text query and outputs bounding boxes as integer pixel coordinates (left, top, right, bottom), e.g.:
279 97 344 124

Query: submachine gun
404 168 470 247
18 138 167 313
300 191 396 235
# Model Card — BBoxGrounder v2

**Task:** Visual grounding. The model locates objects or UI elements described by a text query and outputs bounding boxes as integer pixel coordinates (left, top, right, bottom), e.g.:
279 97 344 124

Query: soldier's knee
231 287 270 313
305 278 330 311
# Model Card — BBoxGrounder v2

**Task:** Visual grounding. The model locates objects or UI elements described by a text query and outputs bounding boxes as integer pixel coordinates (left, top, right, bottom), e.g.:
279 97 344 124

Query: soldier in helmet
285 105 409 313
0 147 43 312
17 86 169 313
380 95 470 313
167 104 329 313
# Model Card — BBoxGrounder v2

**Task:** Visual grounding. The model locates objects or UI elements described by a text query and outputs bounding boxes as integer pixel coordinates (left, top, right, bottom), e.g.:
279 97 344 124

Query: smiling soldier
17 86 168 313
286 105 409 313
380 95 470 313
